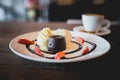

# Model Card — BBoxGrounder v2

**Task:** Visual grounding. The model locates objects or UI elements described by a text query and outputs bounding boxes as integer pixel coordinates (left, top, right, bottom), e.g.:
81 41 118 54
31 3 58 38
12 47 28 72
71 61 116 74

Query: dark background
0 0 120 22
49 0 120 22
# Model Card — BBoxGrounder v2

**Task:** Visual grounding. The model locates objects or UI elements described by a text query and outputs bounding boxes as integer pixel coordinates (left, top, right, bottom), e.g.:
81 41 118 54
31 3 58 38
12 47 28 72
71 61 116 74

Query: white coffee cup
82 14 111 33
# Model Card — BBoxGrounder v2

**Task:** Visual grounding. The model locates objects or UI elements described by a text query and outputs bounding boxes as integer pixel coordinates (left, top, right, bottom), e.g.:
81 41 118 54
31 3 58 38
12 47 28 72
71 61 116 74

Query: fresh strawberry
55 51 65 60
75 37 84 45
81 46 89 55
34 46 42 56
18 38 34 44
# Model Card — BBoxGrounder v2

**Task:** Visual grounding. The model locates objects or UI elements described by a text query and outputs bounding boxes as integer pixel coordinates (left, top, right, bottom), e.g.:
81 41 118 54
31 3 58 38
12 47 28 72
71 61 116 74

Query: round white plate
73 26 111 36
9 31 110 63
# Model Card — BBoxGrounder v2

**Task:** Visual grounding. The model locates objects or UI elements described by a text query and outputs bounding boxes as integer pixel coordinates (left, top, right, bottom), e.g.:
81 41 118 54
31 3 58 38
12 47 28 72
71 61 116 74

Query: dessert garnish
18 38 34 44
75 37 84 45
55 51 65 60
34 46 42 56
81 46 89 55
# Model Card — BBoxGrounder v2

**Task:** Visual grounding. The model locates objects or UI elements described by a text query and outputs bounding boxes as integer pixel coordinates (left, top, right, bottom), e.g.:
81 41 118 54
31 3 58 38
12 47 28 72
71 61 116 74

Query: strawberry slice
75 37 84 45
18 38 34 44
55 51 65 60
34 46 42 56
81 46 89 55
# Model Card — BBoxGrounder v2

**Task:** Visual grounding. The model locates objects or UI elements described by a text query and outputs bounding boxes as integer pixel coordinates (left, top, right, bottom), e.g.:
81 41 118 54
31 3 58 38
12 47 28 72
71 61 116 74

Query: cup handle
100 19 111 31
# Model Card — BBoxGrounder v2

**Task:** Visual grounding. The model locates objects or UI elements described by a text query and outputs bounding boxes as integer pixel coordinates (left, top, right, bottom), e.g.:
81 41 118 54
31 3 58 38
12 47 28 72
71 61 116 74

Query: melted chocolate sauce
38 41 82 54
26 39 96 59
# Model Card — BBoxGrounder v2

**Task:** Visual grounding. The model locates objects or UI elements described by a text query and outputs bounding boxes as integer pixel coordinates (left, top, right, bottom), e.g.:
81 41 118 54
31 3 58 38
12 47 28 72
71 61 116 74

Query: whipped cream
36 28 53 51
36 28 72 51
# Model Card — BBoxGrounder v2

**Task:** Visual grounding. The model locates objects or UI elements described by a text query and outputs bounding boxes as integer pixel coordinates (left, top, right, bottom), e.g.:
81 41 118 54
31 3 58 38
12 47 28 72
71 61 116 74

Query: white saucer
73 26 111 36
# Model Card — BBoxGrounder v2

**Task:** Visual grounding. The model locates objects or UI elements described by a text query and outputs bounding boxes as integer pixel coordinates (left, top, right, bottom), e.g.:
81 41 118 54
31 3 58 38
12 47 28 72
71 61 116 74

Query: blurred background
0 0 120 22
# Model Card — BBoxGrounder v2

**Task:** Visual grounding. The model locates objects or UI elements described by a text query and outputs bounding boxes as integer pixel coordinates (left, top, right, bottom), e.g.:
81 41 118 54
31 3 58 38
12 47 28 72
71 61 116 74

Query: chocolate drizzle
38 41 82 54
26 39 97 59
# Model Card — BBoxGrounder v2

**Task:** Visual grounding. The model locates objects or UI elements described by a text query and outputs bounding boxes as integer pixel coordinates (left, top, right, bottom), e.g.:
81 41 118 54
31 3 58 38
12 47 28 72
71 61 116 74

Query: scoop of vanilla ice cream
53 29 73 50
36 28 53 51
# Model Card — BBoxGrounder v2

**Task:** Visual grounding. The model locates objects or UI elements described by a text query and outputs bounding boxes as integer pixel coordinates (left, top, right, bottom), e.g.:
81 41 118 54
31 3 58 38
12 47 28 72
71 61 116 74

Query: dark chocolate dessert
47 35 66 53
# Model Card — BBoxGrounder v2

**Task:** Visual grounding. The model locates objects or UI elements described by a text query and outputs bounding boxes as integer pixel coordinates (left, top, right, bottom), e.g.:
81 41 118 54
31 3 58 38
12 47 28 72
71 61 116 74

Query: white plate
9 31 110 63
73 26 111 36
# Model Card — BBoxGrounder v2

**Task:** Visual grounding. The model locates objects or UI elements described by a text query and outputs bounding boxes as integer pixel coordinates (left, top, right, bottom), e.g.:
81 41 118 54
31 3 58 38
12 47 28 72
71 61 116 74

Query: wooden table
0 22 119 80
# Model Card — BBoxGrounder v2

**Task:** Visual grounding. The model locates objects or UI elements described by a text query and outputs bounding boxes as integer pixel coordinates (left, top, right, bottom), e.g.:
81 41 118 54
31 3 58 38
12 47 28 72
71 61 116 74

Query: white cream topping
36 28 73 51
36 28 53 51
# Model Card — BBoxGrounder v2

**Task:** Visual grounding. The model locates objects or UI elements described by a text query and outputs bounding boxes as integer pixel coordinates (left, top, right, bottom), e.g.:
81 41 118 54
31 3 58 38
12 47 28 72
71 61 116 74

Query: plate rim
9 31 111 63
